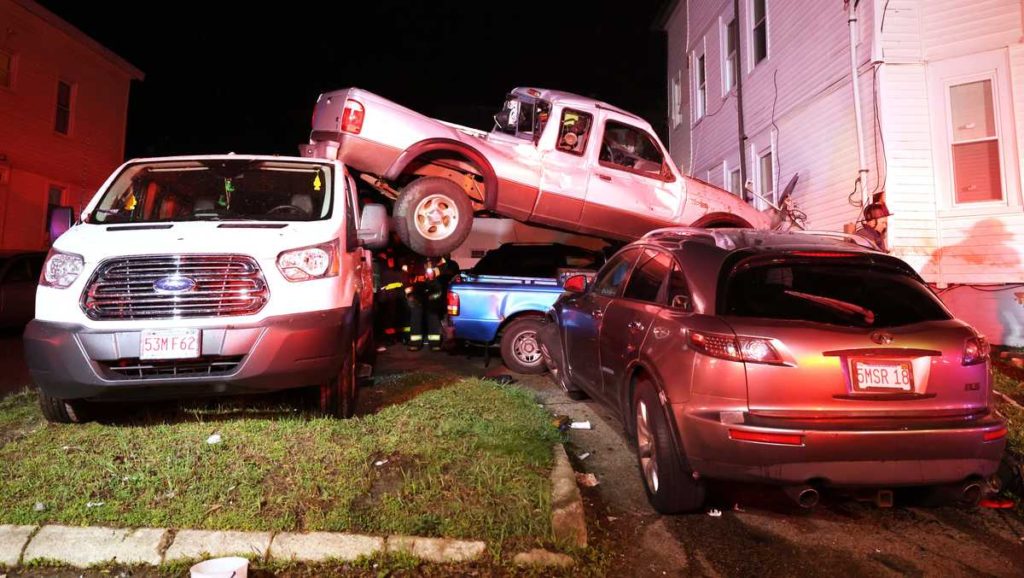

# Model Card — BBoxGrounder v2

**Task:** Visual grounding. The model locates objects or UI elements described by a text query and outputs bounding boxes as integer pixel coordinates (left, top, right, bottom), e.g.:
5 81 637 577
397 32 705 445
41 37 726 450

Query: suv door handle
597 174 612 182
628 320 645 332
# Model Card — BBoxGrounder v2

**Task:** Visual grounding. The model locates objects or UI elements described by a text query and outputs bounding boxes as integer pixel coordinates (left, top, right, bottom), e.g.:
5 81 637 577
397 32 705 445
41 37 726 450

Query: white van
24 155 387 422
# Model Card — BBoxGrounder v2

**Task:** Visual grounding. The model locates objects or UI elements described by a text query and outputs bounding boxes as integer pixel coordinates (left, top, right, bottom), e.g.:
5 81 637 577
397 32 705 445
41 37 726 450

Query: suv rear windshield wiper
784 290 876 325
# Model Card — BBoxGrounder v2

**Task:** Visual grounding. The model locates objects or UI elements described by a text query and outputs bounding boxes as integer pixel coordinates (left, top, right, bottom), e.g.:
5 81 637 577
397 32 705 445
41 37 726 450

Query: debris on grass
575 472 599 487
577 452 591 461
85 501 104 509
570 421 592 430
374 458 389 467
206 433 222 445
33 502 45 512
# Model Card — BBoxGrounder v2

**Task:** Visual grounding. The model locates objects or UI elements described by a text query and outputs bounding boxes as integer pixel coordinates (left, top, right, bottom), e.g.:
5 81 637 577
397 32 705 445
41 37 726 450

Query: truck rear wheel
500 317 546 374
394 177 473 257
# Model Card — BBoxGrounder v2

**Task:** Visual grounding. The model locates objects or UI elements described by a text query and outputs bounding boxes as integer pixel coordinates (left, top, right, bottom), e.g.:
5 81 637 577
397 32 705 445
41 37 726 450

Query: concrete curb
550 444 588 548
0 525 489 568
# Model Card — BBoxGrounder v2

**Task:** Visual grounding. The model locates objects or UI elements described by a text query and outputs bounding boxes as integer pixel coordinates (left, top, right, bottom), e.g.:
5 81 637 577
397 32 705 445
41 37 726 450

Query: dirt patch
351 453 421 514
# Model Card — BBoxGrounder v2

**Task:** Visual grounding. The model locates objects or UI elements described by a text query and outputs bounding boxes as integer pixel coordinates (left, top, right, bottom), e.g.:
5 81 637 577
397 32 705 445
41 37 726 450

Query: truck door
582 119 681 237
535 107 594 230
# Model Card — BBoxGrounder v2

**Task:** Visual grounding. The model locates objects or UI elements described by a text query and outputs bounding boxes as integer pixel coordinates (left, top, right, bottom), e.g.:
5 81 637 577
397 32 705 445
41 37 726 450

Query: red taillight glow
729 429 804 446
984 426 1008 442
688 330 785 365
447 291 460 316
340 99 365 134
962 336 990 366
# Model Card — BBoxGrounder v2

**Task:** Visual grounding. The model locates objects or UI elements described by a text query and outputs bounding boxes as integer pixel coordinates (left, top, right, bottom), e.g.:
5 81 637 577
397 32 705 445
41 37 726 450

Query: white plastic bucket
189 556 249 578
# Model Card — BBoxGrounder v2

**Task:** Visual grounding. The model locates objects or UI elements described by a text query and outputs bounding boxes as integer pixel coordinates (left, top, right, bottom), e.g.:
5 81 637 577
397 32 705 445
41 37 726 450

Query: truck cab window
599 120 668 179
556 109 593 155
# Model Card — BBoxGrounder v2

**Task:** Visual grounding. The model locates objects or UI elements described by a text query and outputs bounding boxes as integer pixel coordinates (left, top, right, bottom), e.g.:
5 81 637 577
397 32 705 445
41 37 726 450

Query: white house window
724 18 738 92
671 71 682 129
949 79 1002 203
729 168 742 196
695 53 707 119
55 80 73 135
759 150 774 204
751 0 768 66
0 51 12 89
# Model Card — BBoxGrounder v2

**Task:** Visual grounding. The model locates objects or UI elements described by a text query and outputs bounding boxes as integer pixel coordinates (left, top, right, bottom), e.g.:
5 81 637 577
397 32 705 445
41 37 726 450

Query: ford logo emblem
153 276 196 294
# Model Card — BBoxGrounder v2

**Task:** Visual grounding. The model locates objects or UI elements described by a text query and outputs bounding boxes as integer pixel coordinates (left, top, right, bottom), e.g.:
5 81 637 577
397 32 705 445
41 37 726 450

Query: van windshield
87 159 334 224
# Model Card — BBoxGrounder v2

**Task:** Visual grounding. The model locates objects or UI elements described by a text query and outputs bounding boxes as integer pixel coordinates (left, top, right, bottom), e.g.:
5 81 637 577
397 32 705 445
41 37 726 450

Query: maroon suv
541 228 1006 513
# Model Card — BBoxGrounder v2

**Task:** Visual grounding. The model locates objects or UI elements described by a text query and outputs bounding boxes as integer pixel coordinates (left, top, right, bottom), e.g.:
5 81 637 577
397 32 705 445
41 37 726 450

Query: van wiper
784 290 876 325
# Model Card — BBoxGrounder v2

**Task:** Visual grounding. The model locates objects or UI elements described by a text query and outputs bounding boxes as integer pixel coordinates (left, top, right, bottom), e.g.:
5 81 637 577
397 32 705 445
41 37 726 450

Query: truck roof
510 87 641 121
124 154 331 165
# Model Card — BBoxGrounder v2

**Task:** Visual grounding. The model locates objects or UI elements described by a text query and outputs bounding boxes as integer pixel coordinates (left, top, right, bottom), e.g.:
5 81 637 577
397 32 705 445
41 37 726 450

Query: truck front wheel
394 177 473 257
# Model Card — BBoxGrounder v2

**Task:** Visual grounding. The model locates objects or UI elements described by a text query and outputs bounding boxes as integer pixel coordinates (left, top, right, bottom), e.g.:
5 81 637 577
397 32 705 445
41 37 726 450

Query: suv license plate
853 360 913 392
140 329 201 360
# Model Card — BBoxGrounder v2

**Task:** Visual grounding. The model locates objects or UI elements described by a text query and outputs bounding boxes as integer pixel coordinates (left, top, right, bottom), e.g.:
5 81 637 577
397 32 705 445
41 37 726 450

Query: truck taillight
340 99 365 134
447 291 460 316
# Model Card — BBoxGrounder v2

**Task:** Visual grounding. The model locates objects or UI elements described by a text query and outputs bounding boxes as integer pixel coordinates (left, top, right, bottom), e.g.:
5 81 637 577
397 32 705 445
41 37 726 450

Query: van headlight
277 241 339 282
41 250 85 289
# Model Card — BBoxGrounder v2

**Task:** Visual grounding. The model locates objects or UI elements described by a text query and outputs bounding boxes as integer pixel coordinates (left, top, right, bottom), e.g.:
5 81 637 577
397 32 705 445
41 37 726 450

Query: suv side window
667 261 693 311
623 249 671 303
556 109 593 156
592 249 639 298
599 120 671 180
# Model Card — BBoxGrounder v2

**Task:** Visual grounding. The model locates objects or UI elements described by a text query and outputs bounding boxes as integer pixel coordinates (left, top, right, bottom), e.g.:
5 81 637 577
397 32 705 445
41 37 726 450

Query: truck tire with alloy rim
633 378 705 513
500 317 546 374
394 177 473 257
538 320 588 400
38 392 88 424
320 338 358 418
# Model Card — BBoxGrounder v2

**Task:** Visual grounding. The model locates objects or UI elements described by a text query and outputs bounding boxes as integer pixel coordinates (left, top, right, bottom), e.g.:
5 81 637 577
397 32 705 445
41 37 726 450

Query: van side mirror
48 206 74 242
357 203 389 249
563 274 588 294
670 294 692 311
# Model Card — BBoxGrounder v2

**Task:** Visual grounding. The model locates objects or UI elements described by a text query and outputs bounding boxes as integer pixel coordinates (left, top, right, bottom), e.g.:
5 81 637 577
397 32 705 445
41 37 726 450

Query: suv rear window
472 245 602 278
722 260 951 328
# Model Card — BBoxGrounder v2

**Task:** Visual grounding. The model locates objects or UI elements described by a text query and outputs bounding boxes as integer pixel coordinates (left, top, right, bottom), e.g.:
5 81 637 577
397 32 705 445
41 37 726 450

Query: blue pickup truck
443 243 603 373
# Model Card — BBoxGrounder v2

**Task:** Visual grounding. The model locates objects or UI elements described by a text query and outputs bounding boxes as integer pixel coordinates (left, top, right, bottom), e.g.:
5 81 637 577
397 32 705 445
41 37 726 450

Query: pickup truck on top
443 242 603 374
301 87 772 257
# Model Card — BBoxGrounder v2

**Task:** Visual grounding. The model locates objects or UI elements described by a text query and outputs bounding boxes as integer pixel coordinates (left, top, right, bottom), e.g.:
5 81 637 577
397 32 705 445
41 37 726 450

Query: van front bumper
23 308 354 402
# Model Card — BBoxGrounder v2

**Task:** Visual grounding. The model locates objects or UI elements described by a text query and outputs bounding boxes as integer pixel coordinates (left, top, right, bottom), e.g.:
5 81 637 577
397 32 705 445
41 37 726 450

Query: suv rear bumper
24 308 354 402
677 407 1006 486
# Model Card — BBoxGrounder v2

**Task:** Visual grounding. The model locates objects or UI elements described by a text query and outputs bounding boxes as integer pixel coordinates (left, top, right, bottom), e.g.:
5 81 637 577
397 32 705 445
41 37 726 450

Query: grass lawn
0 375 560 544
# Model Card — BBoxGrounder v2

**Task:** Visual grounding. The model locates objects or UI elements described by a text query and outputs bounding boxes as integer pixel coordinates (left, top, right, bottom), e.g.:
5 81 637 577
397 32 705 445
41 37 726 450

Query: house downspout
734 0 748 201
848 0 869 206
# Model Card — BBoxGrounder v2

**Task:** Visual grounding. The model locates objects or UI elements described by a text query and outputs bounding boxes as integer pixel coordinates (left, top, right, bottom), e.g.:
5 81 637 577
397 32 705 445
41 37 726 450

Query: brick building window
55 80 73 135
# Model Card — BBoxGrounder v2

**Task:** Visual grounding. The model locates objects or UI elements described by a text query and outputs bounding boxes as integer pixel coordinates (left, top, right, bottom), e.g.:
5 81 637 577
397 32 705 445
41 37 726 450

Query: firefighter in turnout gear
404 256 448 351
373 246 411 350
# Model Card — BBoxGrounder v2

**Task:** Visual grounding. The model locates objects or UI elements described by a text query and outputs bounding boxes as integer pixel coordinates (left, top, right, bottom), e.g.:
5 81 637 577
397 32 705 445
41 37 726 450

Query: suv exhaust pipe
784 485 820 509
959 479 983 507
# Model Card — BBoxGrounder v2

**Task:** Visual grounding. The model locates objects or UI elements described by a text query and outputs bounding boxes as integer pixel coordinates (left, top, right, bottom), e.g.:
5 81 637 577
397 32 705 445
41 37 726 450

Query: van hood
53 221 340 264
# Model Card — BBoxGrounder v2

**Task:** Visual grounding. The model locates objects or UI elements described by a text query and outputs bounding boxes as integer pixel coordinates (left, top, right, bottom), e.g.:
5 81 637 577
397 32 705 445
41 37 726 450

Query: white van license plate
853 360 913 391
140 329 201 360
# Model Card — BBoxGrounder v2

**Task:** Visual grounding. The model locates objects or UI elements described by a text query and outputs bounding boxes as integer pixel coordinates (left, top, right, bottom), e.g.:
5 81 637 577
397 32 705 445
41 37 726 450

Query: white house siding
665 1 691 170
681 0 880 220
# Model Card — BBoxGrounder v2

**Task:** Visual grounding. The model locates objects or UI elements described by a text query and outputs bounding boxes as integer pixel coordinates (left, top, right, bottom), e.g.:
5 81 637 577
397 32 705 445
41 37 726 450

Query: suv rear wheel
633 379 705 513
394 177 473 257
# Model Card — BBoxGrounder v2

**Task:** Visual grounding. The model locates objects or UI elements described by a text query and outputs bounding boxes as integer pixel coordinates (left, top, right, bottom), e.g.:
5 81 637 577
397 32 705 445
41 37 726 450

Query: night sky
36 0 668 160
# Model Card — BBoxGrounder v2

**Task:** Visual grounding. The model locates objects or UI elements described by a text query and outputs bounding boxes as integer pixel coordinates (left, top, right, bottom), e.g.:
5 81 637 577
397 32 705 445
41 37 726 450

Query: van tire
38 392 88 424
394 177 473 257
320 338 357 418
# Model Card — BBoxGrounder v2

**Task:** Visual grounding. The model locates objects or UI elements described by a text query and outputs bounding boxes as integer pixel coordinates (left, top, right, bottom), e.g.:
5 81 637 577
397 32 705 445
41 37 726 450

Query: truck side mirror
563 274 588 294
357 203 389 249
48 206 74 242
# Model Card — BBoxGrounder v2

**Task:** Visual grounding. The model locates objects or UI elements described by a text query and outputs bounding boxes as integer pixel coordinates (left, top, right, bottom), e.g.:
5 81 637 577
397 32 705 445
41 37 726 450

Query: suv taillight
447 291 460 316
962 336 990 366
340 99 365 134
687 330 785 365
